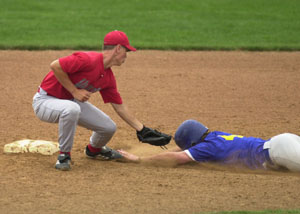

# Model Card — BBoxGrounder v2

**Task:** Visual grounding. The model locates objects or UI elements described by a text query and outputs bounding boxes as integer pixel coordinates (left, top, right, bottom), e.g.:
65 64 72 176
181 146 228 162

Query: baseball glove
137 126 172 148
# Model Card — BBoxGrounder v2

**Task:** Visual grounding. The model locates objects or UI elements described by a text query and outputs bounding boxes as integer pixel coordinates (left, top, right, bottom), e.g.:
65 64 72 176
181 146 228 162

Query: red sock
60 151 71 156
88 144 101 153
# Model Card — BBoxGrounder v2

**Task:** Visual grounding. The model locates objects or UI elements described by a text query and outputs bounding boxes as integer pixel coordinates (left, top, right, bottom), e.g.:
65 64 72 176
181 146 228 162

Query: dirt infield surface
1 50 300 214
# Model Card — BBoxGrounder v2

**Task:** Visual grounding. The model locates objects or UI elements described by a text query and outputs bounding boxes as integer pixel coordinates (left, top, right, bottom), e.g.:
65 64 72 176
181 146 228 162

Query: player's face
115 45 127 66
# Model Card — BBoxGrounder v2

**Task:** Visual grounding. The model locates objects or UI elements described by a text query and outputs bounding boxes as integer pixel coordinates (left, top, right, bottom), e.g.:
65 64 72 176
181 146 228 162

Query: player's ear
115 44 122 52
110 45 119 57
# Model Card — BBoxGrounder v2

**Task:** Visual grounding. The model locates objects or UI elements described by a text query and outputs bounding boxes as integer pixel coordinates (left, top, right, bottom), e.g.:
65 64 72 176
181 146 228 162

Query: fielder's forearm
111 103 143 131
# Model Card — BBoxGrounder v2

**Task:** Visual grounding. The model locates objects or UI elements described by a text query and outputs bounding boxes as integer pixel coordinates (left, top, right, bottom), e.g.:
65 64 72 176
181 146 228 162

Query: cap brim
125 45 136 52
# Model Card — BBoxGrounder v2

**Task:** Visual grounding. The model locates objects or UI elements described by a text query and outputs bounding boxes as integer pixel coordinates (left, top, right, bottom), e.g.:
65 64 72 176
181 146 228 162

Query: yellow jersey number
218 135 244 141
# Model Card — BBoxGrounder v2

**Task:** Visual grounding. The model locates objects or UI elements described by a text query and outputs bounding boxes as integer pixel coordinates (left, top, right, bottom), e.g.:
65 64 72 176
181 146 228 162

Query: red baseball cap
103 30 136 51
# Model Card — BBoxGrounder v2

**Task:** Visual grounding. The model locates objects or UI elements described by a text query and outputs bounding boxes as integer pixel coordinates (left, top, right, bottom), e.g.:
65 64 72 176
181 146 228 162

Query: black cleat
55 153 72 171
85 146 123 160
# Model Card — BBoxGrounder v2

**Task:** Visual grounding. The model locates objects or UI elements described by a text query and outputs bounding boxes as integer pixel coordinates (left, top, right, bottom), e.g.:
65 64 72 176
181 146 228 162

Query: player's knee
104 121 117 136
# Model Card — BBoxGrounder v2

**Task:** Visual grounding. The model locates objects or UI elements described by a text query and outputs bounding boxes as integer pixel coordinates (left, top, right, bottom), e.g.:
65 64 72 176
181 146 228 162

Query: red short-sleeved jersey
39 52 122 104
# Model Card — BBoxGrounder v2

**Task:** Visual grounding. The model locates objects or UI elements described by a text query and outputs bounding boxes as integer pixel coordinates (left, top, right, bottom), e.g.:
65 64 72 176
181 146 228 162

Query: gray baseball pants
32 88 116 152
264 133 300 172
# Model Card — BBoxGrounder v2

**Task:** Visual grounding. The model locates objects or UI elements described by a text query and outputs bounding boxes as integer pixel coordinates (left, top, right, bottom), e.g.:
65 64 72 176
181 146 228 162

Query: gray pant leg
32 93 81 152
75 100 116 148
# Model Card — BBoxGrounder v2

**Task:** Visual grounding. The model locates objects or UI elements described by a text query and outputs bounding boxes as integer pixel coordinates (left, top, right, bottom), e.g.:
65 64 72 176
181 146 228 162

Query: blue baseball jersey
186 131 269 169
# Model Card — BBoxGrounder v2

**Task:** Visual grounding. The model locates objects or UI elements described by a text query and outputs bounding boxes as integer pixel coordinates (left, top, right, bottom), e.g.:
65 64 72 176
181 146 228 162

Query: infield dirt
1 50 300 214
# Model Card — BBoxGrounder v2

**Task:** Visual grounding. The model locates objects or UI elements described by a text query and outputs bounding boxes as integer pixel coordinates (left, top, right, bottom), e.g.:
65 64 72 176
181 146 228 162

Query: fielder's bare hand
72 89 92 102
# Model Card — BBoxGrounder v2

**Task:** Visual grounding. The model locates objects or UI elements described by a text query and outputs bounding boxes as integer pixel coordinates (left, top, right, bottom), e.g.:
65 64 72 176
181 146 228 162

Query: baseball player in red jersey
32 30 170 171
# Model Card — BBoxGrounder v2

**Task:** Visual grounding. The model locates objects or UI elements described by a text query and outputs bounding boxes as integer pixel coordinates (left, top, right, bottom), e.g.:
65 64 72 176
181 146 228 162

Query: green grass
0 0 300 50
